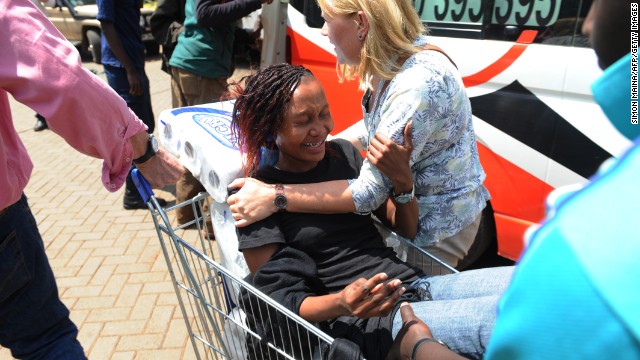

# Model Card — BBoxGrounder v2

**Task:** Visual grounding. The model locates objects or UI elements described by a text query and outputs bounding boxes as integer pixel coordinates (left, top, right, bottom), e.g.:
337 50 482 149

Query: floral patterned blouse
348 35 491 246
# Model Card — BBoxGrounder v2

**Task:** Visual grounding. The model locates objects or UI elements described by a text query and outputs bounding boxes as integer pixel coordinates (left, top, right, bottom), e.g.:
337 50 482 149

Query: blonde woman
228 0 490 273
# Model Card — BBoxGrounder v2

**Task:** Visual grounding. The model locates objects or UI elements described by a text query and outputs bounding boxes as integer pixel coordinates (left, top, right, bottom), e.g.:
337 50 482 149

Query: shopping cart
132 169 457 359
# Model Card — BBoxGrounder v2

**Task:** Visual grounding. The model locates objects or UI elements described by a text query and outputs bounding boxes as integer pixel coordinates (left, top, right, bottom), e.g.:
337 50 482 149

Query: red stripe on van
477 141 551 260
462 30 538 88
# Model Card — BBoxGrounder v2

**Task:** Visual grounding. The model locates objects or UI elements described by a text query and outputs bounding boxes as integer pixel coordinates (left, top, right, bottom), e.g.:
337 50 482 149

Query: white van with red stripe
260 0 629 262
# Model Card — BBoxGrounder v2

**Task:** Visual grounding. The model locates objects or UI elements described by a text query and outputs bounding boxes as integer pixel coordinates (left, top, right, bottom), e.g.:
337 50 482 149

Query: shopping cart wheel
131 168 154 203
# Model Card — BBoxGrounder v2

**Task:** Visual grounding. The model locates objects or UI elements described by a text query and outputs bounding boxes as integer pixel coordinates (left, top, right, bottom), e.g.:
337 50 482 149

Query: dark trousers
0 195 86 359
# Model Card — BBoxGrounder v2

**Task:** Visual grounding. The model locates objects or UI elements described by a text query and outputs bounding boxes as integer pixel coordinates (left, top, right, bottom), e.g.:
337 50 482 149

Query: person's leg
104 65 165 209
391 295 500 359
175 169 205 224
189 75 227 235
0 195 86 359
388 303 465 360
416 266 514 301
169 69 180 109
111 67 155 133
170 67 227 106
390 267 513 358
171 68 226 226
407 214 481 274
171 67 202 223
103 65 156 134
171 67 189 108
139 70 155 133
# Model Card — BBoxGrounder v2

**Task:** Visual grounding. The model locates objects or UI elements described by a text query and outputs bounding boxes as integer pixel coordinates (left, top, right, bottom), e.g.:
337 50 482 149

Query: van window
416 0 592 47
293 0 323 28
298 0 592 48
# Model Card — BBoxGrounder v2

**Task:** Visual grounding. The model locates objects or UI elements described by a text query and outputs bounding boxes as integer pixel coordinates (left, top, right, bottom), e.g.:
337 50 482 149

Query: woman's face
320 8 363 66
275 76 334 173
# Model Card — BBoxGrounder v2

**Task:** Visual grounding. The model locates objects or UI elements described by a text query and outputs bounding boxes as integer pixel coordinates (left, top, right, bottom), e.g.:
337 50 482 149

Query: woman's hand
339 273 405 319
227 178 277 227
367 122 414 193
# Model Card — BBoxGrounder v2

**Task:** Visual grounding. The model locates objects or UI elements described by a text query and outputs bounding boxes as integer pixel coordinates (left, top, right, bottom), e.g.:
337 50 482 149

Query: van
260 0 630 262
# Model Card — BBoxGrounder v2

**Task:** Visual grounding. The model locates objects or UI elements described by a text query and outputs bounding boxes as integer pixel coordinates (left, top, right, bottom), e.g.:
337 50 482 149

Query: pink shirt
0 0 148 210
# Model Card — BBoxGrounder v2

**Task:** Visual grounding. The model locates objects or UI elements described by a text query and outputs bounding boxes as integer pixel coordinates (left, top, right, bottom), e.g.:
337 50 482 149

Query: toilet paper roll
210 201 250 281
158 101 245 202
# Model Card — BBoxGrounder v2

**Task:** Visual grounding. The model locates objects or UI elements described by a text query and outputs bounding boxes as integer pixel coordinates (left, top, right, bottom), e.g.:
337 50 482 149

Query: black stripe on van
469 80 612 179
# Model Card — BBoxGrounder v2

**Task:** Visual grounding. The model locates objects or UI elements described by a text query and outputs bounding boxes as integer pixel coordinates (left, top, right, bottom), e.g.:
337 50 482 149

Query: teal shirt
485 54 640 359
169 0 235 78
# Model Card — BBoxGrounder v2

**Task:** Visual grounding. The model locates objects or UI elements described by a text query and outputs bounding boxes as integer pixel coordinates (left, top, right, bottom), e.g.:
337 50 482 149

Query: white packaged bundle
158 101 244 203
158 101 250 279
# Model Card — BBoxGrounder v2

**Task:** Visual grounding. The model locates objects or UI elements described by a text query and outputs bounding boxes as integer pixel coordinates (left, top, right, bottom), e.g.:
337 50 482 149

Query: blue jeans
103 64 155 133
0 195 86 359
392 266 514 359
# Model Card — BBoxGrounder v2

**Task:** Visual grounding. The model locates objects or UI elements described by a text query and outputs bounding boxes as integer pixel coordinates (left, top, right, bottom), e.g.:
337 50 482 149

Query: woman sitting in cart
228 63 512 359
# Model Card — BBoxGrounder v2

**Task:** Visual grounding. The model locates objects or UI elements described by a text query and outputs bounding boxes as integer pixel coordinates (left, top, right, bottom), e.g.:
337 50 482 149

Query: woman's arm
195 0 264 28
333 119 368 152
369 122 418 239
374 197 418 240
299 273 405 323
242 243 281 274
228 178 356 227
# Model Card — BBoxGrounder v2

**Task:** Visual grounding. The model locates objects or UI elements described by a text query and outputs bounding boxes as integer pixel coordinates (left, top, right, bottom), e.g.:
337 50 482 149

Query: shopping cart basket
132 169 456 359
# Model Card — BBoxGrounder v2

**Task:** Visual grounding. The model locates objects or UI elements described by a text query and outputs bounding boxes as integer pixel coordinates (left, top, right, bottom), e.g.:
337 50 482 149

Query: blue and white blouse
348 35 491 246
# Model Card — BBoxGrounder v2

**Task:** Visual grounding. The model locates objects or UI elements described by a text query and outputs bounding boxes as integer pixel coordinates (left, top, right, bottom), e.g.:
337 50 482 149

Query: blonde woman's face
320 9 363 66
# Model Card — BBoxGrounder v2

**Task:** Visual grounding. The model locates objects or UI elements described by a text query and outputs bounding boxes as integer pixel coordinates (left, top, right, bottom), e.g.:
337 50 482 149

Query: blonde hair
317 0 426 90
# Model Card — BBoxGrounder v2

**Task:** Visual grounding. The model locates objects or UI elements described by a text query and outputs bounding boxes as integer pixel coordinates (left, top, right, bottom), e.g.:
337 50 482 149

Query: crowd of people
1 0 637 358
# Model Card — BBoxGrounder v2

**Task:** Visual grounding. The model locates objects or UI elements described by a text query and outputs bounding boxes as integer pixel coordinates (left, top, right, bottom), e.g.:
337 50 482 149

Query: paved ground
1 56 252 359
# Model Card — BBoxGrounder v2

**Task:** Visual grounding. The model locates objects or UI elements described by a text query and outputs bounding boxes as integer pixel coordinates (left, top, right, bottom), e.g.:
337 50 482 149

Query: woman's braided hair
230 63 313 176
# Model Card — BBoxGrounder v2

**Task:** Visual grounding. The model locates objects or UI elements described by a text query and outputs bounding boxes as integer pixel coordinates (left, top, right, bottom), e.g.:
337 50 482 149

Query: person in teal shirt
387 1 640 359
169 0 270 225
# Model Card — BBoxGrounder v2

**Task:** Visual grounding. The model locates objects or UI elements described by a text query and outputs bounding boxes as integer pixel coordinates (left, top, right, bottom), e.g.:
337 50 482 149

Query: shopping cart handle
131 168 154 203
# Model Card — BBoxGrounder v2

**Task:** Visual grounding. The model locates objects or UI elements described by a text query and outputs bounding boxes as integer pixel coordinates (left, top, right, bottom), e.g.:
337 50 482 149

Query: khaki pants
171 67 228 227
171 67 228 107
408 213 482 275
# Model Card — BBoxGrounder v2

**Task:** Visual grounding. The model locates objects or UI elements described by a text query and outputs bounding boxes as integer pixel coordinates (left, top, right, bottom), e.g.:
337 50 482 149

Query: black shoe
33 114 48 132
123 195 167 210
123 166 168 209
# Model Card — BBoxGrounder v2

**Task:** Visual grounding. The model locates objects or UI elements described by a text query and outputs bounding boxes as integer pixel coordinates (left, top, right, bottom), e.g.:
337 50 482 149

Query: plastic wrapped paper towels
158 101 250 279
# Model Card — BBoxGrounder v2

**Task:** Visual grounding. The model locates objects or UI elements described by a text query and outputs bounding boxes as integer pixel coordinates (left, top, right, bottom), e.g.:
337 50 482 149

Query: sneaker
33 114 48 132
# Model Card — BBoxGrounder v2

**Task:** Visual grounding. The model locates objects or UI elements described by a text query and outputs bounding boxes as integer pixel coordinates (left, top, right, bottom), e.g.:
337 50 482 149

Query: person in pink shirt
0 0 183 357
